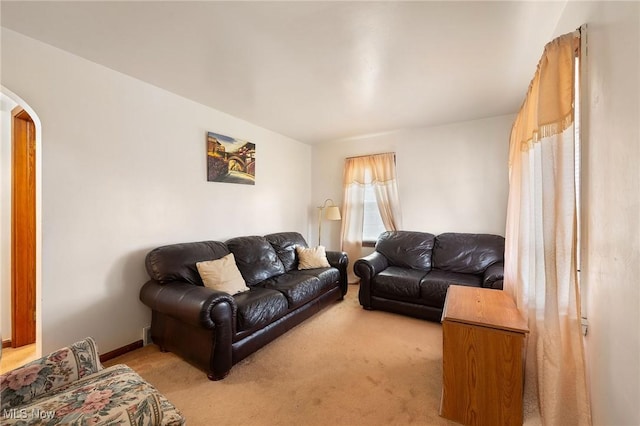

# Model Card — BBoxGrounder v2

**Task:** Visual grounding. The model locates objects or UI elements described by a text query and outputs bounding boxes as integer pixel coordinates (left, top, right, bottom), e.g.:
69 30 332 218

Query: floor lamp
317 199 341 246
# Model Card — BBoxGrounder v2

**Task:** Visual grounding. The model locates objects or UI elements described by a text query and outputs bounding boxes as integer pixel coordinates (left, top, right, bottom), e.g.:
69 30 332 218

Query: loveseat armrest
354 252 389 309
140 280 236 329
483 262 504 290
354 252 389 280
326 250 349 296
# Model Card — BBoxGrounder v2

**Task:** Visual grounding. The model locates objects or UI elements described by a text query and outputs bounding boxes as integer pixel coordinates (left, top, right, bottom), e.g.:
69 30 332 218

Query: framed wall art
206 131 256 185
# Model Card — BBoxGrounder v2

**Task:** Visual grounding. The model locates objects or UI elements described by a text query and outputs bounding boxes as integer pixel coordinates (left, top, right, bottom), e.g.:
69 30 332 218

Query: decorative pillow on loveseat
0 337 103 411
296 245 331 269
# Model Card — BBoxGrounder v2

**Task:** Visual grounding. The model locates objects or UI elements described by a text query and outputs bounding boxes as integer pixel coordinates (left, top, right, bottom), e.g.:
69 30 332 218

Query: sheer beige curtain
341 153 401 283
504 31 591 425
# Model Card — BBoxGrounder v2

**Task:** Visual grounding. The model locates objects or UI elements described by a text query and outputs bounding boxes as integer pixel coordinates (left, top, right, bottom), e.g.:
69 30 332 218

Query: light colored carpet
107 288 540 426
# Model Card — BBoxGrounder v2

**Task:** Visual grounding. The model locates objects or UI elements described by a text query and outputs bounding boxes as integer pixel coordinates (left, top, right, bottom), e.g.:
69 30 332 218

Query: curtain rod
345 152 395 160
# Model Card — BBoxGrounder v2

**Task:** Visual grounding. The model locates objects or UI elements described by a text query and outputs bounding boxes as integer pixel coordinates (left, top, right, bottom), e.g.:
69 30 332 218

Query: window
341 154 400 247
362 182 386 243
362 169 386 243
340 152 401 282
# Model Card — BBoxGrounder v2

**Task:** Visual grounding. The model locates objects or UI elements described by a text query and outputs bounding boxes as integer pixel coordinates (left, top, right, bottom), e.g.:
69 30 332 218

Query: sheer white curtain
341 153 401 283
504 31 591 425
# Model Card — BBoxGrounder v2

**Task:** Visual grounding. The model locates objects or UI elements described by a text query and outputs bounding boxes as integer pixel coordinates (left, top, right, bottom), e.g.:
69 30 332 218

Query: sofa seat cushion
289 267 339 287
234 287 289 332
3 364 184 426
371 267 427 300
261 273 326 309
420 269 482 308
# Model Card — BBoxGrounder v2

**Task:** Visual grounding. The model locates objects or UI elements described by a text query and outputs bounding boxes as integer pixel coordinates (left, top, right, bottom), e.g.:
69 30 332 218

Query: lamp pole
317 205 324 246
317 199 341 247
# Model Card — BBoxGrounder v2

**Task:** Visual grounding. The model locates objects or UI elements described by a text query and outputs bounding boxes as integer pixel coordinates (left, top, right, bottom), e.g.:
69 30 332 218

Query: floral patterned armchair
0 337 184 425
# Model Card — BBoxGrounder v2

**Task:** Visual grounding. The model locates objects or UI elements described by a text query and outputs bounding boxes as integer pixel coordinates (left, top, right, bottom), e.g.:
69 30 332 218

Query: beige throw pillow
196 253 249 295
296 245 331 270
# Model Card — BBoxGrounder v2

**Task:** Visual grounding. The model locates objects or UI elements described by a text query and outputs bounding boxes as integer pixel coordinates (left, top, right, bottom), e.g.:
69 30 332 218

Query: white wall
311 115 513 253
0 28 312 355
553 2 640 425
0 94 18 342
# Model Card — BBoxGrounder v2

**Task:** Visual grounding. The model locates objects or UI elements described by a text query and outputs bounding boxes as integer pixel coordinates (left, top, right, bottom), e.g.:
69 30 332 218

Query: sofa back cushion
432 233 505 274
265 232 308 272
227 236 286 285
376 231 436 271
146 241 230 285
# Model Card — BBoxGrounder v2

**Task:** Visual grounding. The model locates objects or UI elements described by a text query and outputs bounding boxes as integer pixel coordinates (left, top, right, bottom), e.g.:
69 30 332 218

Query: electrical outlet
142 326 151 346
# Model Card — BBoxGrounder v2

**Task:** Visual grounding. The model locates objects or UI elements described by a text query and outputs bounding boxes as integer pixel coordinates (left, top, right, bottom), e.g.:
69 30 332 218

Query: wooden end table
440 285 529 426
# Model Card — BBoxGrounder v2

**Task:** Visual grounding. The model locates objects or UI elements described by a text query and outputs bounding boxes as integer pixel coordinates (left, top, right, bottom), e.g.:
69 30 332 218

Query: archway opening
1 87 43 368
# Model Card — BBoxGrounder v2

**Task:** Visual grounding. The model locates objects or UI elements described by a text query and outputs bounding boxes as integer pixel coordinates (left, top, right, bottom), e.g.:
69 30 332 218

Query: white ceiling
1 1 568 144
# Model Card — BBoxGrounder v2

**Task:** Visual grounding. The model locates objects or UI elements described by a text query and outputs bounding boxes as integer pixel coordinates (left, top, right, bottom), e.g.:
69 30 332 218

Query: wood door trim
11 107 36 348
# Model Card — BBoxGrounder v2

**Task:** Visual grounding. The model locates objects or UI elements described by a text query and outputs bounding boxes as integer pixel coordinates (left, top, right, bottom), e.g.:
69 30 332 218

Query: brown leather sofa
140 232 348 380
355 231 504 322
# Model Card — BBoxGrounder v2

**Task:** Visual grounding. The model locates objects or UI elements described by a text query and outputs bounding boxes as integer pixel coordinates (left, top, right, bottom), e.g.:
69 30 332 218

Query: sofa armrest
140 280 236 329
483 262 504 290
326 250 349 296
354 252 389 280
0 337 103 410
326 250 348 270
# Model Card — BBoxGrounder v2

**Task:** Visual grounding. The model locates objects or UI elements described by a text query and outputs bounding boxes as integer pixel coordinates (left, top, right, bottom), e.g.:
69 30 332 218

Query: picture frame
206 131 256 185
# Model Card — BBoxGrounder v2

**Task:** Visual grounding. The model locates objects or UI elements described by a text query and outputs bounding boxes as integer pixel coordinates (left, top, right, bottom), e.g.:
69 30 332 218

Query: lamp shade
325 205 341 221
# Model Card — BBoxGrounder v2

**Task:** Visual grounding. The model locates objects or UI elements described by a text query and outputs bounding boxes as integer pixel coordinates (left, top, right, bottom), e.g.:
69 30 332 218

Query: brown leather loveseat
140 232 348 380
355 231 504 322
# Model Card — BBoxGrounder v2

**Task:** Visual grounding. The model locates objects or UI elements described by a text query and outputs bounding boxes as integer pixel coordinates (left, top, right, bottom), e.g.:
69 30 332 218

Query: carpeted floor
106 288 540 426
